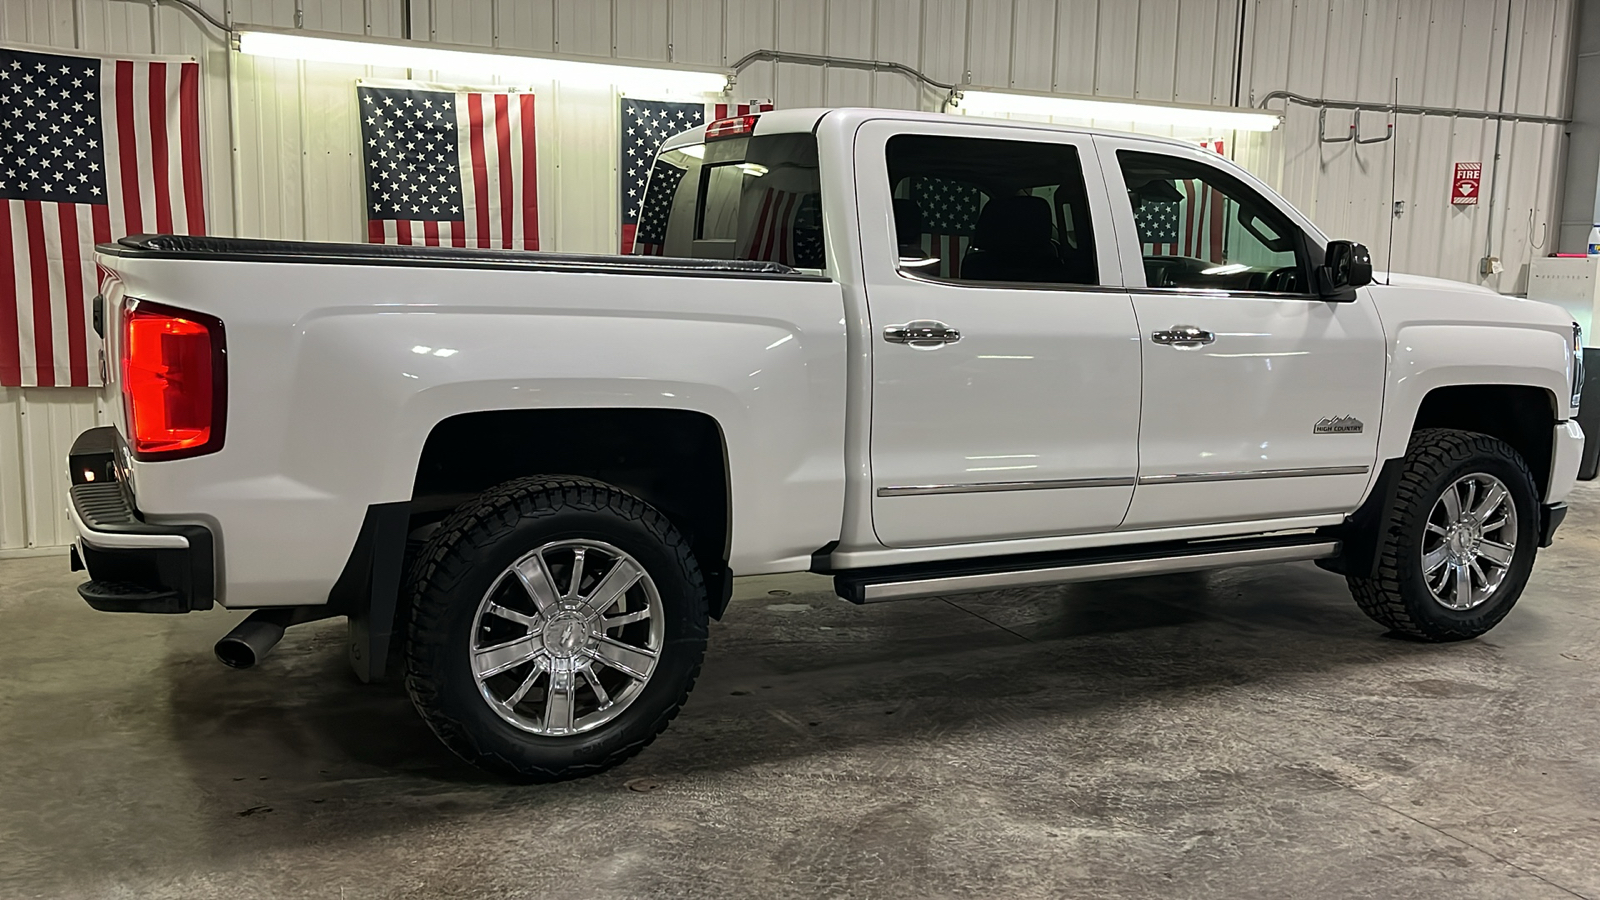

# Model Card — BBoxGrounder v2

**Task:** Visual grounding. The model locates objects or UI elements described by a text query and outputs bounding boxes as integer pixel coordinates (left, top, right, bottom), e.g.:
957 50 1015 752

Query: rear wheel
405 476 707 781
1347 428 1539 641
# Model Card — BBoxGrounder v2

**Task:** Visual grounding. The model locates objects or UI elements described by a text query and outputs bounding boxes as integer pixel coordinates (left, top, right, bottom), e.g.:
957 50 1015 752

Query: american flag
622 98 773 254
359 83 538 249
0 46 203 388
909 176 981 279
620 98 701 255
631 157 685 256
1139 139 1228 259
740 189 824 267
1138 180 1225 260
1135 197 1181 245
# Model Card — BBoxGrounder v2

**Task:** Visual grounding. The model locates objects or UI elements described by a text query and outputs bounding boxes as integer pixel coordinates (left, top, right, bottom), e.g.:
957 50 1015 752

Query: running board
833 534 1340 604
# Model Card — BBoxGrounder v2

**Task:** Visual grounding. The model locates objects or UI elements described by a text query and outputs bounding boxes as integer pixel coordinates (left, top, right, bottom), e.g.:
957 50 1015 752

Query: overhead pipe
137 0 231 35
730 49 959 95
1257 90 1568 127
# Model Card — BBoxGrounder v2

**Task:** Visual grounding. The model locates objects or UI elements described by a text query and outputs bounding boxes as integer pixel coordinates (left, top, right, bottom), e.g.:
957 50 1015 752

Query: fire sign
1452 162 1482 205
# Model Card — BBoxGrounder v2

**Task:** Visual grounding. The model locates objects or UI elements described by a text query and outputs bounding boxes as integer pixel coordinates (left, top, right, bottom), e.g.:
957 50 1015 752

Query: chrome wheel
470 539 664 736
1420 473 1518 612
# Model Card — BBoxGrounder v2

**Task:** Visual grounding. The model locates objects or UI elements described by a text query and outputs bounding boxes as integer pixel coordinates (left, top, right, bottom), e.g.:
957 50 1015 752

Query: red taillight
120 299 226 460
705 114 759 140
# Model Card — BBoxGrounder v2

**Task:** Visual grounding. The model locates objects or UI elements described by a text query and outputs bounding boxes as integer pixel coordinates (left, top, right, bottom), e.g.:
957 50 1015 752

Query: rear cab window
633 131 824 271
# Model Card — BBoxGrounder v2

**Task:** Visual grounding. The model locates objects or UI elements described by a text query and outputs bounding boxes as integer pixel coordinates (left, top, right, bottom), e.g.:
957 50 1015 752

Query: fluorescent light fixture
1200 263 1251 275
237 30 730 96
956 89 1281 133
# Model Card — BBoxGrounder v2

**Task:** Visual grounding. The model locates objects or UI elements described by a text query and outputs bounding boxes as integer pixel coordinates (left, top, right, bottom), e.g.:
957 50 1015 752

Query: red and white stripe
2 57 202 388
743 188 804 265
368 91 538 250
921 234 968 279
713 100 774 120
627 225 667 256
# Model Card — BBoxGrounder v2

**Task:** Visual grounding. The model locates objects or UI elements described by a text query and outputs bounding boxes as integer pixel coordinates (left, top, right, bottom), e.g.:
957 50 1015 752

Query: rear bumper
67 427 215 613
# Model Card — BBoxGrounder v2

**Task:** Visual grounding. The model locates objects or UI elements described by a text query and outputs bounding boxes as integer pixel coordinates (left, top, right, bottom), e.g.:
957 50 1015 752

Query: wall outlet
1480 256 1504 276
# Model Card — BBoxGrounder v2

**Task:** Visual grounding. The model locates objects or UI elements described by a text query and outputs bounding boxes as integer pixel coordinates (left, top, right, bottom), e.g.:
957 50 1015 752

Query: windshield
631 133 824 270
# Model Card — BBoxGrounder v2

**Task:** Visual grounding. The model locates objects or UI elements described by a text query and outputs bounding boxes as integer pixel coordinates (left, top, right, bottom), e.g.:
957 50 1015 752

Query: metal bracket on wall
1318 107 1354 143
1319 107 1354 143
1355 113 1394 145
1320 107 1393 145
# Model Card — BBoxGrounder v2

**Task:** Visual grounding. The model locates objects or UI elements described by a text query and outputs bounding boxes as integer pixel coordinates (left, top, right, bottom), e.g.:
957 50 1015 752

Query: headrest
892 198 924 246
974 195 1053 252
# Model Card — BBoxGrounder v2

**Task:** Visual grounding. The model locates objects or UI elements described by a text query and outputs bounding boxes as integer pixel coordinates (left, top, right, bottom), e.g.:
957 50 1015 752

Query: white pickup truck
68 107 1587 781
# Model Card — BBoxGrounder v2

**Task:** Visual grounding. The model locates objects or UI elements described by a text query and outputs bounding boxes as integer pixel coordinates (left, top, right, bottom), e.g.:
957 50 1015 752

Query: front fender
1375 323 1569 463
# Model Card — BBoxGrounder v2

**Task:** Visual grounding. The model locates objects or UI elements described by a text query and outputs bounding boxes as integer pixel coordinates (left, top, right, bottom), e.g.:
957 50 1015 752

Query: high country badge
1314 415 1365 435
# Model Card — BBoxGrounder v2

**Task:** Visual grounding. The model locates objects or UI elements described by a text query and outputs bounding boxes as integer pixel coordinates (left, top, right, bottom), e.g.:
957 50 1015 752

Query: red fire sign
1452 162 1482 205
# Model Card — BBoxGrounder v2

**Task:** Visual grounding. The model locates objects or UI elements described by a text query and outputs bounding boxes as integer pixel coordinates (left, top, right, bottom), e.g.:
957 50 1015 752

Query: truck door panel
1095 138 1386 529
855 121 1142 547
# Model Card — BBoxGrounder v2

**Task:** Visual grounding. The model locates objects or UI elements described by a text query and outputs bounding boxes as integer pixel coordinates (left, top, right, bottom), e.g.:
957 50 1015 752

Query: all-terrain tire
1347 428 1539 641
404 476 708 781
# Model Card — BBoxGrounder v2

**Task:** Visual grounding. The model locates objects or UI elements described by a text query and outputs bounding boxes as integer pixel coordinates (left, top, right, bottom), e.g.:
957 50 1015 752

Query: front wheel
1347 428 1540 641
404 476 708 781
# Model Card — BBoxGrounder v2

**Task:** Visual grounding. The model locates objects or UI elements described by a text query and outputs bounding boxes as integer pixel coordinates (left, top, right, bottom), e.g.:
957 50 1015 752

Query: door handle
884 320 962 348
1150 324 1216 348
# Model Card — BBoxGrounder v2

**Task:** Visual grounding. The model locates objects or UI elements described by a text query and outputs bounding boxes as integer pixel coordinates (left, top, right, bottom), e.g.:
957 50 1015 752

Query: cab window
633 133 824 270
885 134 1098 286
1116 150 1307 293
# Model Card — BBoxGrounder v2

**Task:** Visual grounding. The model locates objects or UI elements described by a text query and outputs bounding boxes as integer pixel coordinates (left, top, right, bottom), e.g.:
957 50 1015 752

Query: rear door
855 119 1144 548
1097 137 1386 529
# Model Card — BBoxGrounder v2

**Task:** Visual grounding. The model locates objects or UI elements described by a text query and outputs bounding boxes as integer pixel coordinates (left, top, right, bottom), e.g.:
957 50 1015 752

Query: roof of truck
658 106 1243 155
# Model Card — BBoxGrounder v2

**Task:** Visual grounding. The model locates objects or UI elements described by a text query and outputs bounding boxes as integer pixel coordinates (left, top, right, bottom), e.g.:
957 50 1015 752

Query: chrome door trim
1133 285 1329 302
1137 465 1370 485
893 268 1130 293
855 540 1341 602
877 476 1138 498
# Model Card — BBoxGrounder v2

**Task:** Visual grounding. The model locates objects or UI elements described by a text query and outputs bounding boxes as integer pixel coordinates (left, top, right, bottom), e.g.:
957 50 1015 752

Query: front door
856 120 1143 548
1097 138 1386 529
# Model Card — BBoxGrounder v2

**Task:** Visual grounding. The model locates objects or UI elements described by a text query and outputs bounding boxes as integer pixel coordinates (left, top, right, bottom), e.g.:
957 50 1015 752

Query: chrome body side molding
877 466 1371 498
876 476 1137 497
1137 465 1369 485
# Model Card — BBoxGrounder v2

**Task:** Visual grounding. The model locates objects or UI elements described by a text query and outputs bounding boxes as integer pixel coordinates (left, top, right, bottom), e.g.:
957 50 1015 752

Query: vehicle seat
892 198 925 257
962 195 1064 283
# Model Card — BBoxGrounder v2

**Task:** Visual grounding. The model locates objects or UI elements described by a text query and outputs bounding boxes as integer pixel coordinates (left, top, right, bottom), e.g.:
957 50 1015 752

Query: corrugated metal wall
0 0 1577 550
1245 0 1575 295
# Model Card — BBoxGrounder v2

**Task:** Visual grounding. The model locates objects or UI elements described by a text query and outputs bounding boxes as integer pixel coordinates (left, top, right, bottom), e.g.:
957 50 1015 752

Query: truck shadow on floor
153 562 1494 808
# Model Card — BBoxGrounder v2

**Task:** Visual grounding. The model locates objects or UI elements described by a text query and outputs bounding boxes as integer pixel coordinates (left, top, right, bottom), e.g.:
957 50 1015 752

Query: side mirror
1318 240 1373 300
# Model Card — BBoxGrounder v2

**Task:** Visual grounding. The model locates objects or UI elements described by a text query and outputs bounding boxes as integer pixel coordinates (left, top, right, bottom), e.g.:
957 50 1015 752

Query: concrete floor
4 489 1600 900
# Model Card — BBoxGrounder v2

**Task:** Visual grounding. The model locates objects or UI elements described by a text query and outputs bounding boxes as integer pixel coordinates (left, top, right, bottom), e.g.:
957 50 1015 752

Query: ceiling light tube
956 88 1282 133
236 29 731 97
